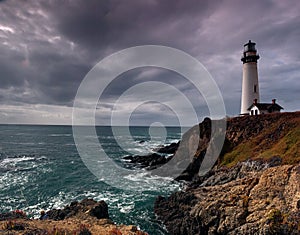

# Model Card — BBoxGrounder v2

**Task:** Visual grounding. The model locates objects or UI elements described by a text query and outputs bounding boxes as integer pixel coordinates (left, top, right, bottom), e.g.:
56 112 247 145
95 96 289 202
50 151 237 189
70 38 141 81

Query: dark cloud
0 48 26 88
0 0 299 124
47 0 221 54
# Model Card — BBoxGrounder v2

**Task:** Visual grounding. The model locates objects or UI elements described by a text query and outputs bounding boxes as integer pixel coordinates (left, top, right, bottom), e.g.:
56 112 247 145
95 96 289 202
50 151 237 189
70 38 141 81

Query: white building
248 99 283 115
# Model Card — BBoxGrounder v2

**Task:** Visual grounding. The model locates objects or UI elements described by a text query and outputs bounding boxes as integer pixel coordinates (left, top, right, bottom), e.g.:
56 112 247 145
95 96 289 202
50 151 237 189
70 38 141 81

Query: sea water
0 125 186 234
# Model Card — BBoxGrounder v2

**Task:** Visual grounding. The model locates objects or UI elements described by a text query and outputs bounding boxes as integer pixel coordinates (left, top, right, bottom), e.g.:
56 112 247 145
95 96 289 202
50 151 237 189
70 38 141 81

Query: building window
255 109 258 115
254 85 257 93
251 110 254 115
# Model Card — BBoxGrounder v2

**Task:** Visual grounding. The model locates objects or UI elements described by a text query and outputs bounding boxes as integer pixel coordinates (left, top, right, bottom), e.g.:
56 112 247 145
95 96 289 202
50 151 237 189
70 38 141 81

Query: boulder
47 198 109 220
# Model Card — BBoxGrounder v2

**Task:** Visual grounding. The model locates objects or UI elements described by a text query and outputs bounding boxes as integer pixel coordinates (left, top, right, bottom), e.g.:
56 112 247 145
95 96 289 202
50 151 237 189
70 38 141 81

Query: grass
259 123 300 164
221 114 300 167
221 142 254 167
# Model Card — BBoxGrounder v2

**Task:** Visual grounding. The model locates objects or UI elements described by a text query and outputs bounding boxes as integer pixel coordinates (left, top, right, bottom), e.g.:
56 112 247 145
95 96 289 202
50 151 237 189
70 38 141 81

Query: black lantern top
241 40 260 63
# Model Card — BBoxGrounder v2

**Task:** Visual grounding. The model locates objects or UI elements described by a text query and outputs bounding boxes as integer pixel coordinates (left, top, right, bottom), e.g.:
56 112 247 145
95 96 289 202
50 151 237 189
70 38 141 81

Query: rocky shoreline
0 199 148 235
122 112 300 234
152 112 300 234
154 159 300 234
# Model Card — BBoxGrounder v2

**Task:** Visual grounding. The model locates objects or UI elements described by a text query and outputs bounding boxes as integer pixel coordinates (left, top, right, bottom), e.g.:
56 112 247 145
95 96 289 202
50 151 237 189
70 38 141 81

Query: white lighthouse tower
240 40 260 115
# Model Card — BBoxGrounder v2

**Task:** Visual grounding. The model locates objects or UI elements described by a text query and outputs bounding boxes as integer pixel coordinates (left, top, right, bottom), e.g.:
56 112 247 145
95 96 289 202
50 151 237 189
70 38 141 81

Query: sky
0 0 299 126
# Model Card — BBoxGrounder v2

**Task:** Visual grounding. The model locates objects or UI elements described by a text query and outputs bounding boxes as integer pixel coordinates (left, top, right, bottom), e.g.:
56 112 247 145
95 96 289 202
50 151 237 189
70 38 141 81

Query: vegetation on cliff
222 112 300 167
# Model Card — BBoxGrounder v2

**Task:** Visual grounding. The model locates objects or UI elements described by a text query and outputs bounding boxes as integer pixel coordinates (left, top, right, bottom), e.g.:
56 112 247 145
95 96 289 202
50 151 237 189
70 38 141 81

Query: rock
154 193 199 235
175 150 205 181
155 162 300 235
47 198 109 220
89 200 109 219
78 227 92 235
129 225 138 232
123 153 170 169
46 209 66 220
123 141 179 170
267 155 282 167
0 210 27 221
155 142 179 154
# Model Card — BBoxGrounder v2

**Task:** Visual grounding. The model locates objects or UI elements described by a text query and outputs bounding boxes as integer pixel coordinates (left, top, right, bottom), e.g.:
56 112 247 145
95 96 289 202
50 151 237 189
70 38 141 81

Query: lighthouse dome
244 40 256 52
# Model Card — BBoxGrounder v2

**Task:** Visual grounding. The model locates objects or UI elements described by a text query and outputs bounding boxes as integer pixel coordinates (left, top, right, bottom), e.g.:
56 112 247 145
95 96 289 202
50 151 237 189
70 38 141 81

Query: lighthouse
240 40 260 115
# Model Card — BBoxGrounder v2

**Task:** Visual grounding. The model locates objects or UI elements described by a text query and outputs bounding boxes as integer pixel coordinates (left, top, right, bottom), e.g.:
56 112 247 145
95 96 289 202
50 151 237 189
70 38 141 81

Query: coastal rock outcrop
124 112 300 182
123 153 170 169
47 198 109 220
155 161 300 235
154 142 179 154
0 199 148 235
123 142 179 170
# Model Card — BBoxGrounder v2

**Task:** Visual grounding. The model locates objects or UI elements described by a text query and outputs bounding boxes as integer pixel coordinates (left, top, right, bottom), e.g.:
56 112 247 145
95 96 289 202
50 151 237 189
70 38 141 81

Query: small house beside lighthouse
248 99 283 115
240 40 260 115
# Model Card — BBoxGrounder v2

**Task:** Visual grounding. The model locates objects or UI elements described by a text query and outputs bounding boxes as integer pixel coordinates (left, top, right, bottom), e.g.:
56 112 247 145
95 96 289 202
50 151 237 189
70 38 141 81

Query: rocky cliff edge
155 112 300 235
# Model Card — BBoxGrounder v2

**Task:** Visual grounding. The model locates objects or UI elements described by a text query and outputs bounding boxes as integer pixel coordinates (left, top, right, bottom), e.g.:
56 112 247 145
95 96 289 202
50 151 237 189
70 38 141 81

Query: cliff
154 112 300 235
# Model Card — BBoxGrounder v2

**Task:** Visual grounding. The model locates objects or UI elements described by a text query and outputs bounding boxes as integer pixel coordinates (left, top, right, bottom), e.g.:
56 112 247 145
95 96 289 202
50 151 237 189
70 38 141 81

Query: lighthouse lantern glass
244 43 256 52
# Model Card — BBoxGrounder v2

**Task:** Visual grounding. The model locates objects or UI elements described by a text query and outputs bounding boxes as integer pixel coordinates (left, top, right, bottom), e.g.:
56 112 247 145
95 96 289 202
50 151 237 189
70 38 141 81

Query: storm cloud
0 0 299 125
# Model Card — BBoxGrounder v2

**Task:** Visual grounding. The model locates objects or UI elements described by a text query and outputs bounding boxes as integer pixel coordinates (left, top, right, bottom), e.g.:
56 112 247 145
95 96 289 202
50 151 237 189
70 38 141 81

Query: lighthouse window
254 85 257 93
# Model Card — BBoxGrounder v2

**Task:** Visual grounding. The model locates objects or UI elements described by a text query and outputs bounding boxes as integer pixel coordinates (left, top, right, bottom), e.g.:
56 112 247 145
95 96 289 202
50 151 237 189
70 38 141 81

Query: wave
0 156 35 166
48 134 72 137
0 155 49 175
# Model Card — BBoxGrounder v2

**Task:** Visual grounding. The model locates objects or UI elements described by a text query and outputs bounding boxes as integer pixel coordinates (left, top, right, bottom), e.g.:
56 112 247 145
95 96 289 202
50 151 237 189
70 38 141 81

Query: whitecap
48 134 72 137
0 156 35 167
119 203 134 213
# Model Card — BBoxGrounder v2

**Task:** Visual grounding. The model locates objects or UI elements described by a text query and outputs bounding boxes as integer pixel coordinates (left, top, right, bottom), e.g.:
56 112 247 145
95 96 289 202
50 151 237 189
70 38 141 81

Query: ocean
0 125 186 234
